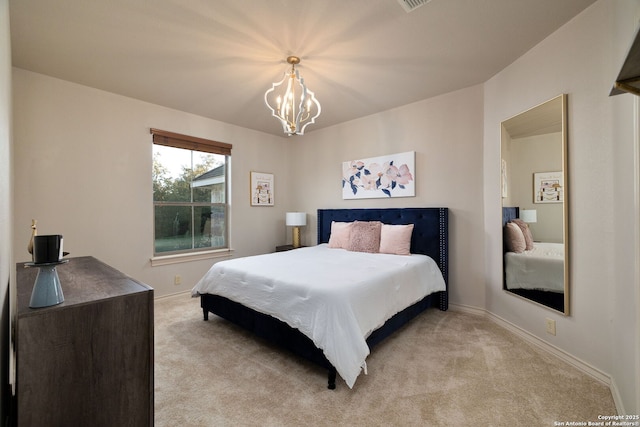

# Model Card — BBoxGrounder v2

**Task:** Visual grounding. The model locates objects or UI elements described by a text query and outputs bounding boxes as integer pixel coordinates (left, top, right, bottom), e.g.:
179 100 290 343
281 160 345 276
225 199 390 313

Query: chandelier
264 56 321 136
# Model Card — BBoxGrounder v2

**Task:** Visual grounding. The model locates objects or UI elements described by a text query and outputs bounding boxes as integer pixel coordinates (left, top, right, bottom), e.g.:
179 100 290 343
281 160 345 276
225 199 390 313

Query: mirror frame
500 94 569 315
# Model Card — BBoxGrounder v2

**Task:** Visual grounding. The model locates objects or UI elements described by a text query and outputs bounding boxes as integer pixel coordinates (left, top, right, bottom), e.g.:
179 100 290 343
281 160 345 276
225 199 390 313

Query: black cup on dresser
33 235 63 264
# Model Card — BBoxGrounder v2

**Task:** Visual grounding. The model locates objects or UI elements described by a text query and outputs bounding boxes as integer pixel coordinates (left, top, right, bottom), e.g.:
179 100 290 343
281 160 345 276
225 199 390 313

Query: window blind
150 128 231 156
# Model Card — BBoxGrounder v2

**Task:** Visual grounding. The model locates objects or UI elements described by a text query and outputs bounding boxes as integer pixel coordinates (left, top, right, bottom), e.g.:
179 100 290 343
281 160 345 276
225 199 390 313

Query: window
151 129 231 256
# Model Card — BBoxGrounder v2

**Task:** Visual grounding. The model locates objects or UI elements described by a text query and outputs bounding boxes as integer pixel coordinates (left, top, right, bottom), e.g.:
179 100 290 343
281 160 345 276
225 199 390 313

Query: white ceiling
9 0 596 137
502 95 564 139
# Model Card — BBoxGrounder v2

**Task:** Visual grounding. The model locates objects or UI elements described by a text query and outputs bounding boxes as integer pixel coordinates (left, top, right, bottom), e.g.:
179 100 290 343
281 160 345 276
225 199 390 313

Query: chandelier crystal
264 56 321 136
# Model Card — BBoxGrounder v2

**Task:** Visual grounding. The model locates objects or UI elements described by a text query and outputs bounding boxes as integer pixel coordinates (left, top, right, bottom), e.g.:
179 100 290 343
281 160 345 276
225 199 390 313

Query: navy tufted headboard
502 207 519 226
317 208 448 286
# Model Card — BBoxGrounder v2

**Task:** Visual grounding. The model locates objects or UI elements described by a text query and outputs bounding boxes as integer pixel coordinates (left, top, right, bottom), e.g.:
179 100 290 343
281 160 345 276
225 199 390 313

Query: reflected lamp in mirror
520 209 537 224
286 212 306 248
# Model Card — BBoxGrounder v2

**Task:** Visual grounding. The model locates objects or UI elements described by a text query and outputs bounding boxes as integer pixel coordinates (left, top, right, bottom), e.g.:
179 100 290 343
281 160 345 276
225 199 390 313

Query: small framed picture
250 171 274 206
534 171 563 203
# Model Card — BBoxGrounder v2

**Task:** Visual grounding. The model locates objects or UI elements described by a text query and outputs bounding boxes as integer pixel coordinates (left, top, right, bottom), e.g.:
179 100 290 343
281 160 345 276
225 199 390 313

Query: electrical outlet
545 318 556 336
174 275 182 286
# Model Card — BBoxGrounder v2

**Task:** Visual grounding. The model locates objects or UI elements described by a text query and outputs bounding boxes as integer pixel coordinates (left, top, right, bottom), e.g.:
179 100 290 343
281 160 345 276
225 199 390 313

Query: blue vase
29 265 65 308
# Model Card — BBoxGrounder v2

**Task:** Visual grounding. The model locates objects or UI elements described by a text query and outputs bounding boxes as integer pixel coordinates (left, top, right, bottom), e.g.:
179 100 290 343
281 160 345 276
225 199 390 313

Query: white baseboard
609 377 627 416
448 302 486 317
448 302 624 414
154 290 192 301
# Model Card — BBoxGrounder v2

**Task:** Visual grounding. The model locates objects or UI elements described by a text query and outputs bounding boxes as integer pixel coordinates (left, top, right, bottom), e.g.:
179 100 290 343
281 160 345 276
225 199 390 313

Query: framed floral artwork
250 171 274 206
342 151 415 199
534 171 563 203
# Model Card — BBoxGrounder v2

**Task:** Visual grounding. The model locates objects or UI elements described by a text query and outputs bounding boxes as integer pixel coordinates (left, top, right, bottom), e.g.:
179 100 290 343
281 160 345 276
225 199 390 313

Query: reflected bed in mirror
501 94 569 315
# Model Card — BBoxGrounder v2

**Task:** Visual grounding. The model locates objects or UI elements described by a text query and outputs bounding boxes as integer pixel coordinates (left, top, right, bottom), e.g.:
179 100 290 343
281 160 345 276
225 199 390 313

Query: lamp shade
286 212 306 227
520 209 537 223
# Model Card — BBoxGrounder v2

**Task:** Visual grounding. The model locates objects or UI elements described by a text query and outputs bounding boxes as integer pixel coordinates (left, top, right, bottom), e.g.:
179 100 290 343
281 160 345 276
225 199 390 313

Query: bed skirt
200 289 447 389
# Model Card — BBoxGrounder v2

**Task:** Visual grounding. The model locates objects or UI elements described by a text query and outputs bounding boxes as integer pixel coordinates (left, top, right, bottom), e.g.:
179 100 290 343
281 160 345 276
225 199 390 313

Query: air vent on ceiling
396 0 432 13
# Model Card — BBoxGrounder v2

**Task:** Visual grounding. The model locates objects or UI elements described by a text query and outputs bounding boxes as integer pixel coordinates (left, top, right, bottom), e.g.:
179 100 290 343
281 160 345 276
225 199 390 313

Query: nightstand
276 245 305 252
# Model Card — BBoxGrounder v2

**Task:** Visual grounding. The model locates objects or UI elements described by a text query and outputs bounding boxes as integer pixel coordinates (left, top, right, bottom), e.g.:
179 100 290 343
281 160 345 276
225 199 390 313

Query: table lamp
286 212 306 248
520 209 537 224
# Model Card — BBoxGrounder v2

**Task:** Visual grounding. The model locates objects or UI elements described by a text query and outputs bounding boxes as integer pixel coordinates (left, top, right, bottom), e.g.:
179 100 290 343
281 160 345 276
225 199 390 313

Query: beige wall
11 69 294 297
508 132 564 243
1 0 11 422
484 0 640 414
11 68 486 310
8 0 640 416
288 85 486 309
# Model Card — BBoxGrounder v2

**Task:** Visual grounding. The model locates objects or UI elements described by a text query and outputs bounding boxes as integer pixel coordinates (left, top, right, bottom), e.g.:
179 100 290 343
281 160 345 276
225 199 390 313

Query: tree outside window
153 144 228 255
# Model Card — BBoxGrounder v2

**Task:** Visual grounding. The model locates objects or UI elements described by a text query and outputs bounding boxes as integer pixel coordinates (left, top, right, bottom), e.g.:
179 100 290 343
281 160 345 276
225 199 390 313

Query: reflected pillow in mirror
504 222 526 253
328 221 352 249
379 224 414 255
511 218 534 250
347 221 382 253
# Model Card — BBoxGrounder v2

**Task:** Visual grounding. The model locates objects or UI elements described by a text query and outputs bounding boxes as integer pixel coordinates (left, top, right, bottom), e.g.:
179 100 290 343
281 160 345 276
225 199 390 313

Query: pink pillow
328 221 352 249
379 224 414 255
504 222 526 253
511 218 533 250
347 221 382 253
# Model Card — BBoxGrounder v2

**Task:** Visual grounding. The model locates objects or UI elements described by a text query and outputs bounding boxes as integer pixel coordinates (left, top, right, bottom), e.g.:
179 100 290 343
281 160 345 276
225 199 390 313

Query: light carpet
154 294 615 426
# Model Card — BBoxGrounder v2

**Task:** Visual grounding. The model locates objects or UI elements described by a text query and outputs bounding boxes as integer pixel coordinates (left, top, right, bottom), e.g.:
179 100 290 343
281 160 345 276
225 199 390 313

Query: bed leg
439 291 449 311
203 308 209 321
327 368 336 390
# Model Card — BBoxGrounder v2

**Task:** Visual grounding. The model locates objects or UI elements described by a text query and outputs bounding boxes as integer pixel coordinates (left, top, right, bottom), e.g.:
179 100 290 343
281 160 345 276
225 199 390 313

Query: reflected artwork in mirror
501 94 569 315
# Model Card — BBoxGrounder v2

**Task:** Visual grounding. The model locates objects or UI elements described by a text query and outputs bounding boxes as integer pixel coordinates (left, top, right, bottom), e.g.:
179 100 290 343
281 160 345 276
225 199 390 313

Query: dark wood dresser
14 256 154 427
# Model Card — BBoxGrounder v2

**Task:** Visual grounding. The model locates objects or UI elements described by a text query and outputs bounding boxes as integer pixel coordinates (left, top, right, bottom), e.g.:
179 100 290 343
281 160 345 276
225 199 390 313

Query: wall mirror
501 94 569 315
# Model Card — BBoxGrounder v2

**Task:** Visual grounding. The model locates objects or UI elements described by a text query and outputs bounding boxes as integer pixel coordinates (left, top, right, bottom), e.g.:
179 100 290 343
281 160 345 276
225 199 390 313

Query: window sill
150 249 233 266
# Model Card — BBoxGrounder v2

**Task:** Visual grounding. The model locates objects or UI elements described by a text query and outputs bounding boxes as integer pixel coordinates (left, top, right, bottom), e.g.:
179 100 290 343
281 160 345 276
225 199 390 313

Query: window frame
150 128 232 263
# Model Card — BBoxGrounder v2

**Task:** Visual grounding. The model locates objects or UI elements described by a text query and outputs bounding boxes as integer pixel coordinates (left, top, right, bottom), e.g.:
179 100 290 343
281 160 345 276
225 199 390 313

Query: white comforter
505 242 565 292
191 244 446 388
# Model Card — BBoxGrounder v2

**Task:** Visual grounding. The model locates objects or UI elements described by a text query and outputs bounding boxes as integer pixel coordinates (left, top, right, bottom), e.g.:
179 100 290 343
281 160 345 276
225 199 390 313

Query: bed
502 207 565 310
192 207 449 389
504 242 564 292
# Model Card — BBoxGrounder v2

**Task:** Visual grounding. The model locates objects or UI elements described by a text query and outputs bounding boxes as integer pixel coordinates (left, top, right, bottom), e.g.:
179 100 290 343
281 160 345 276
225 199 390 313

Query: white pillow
379 224 414 255
327 221 352 249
